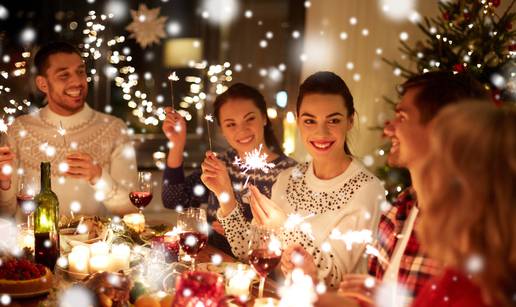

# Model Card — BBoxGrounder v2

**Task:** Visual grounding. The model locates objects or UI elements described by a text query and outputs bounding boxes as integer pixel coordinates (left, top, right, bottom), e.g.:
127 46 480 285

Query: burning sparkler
168 71 179 111
58 121 68 150
204 114 214 152
233 144 275 188
329 228 390 265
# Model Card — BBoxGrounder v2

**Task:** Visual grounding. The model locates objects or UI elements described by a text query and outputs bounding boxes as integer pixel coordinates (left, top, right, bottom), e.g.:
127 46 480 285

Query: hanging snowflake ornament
126 4 167 48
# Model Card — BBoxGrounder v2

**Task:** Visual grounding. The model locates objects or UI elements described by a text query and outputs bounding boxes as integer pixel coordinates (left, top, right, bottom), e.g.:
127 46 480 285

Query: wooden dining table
9 244 279 307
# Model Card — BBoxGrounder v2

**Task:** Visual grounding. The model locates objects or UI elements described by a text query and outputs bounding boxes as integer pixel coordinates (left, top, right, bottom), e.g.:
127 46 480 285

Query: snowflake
126 4 167 48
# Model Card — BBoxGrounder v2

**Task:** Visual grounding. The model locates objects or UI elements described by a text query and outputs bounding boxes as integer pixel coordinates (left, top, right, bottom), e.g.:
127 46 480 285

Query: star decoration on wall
126 4 167 49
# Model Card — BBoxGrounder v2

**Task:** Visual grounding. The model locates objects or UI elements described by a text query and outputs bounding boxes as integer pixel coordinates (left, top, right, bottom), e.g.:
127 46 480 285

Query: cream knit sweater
0 104 138 217
218 159 385 288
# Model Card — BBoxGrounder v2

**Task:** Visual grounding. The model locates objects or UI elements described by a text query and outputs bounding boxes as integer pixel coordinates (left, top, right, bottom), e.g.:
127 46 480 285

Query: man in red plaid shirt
338 71 489 306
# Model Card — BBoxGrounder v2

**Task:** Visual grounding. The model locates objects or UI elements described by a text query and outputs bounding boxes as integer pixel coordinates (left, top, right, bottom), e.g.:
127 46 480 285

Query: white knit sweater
0 104 138 217
218 159 385 288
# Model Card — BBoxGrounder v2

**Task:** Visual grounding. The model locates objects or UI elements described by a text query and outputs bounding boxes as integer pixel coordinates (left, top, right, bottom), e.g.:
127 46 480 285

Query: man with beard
338 71 489 306
0 42 137 217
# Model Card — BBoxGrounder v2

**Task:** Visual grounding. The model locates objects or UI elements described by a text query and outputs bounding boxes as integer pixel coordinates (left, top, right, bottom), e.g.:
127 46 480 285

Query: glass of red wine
16 174 38 228
248 224 283 298
177 208 209 271
129 171 153 213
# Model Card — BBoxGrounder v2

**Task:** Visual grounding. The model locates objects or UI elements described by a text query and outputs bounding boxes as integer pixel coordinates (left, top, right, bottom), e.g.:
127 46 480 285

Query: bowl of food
59 216 107 252
0 257 53 298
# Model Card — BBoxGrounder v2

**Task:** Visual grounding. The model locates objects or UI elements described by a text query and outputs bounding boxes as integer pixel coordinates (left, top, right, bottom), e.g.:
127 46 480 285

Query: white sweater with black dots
217 159 385 288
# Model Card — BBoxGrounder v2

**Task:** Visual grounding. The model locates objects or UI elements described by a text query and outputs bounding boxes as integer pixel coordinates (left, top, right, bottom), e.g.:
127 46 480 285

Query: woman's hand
281 244 318 281
162 107 187 168
249 185 286 228
200 151 236 216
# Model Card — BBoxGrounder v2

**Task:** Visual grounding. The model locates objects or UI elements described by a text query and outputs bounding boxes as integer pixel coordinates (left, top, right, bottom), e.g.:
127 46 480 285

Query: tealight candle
71 245 90 258
123 213 145 233
110 244 131 271
90 241 109 257
89 255 110 273
68 251 89 274
227 274 251 297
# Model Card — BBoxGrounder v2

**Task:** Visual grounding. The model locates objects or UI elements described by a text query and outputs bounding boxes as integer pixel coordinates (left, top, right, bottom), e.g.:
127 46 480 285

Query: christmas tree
380 0 516 201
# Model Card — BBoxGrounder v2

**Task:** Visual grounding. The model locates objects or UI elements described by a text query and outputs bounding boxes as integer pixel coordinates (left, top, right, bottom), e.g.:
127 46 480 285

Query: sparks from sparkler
329 229 373 250
204 114 214 151
233 144 275 188
168 71 179 111
329 228 390 265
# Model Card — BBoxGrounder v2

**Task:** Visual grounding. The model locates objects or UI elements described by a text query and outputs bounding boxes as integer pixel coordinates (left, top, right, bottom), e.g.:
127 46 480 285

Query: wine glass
129 171 153 213
177 208 209 271
16 174 38 228
248 224 282 298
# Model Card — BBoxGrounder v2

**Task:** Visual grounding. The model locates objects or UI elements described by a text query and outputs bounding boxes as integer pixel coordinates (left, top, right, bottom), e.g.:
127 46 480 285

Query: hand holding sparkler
249 184 286 228
200 152 235 214
162 107 187 168
281 244 318 281
204 114 214 152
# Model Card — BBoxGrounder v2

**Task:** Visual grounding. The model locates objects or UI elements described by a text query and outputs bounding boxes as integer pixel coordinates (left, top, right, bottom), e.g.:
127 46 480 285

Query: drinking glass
16 174 38 228
129 171 153 213
248 224 282 298
177 208 209 271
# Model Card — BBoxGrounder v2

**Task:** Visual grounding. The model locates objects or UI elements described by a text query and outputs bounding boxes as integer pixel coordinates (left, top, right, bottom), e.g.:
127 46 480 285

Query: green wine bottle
33 162 60 271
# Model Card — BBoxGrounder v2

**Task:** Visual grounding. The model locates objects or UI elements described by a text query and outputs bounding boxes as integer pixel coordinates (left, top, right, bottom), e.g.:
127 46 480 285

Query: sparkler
329 229 373 250
204 114 214 152
233 144 275 187
58 121 68 150
329 228 390 265
168 71 179 111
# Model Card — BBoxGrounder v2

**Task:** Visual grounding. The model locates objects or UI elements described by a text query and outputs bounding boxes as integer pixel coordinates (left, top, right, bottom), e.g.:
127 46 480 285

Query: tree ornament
453 63 465 73
126 4 167 49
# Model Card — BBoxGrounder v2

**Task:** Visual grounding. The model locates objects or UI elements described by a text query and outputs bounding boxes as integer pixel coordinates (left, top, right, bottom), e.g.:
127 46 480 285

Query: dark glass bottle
33 162 60 270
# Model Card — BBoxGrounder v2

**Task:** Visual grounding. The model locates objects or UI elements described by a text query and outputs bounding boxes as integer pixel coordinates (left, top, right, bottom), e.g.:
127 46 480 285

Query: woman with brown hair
413 102 516 307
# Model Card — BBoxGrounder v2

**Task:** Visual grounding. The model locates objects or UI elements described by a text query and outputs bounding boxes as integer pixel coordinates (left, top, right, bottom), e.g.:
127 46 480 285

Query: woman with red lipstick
161 83 296 255
216 72 385 287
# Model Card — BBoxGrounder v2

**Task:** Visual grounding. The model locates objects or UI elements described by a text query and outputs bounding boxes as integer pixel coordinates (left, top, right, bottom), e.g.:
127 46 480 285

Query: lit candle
253 298 279 307
226 265 254 298
72 245 90 258
68 251 89 275
90 241 109 257
89 255 110 273
123 213 146 233
110 244 131 271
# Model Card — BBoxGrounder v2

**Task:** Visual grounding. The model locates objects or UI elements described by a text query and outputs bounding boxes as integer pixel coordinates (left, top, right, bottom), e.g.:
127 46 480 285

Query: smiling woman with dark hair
215 72 385 288
161 82 296 255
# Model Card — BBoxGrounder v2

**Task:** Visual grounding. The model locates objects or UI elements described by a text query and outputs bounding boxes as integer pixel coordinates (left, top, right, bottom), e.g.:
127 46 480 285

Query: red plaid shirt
368 187 441 300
